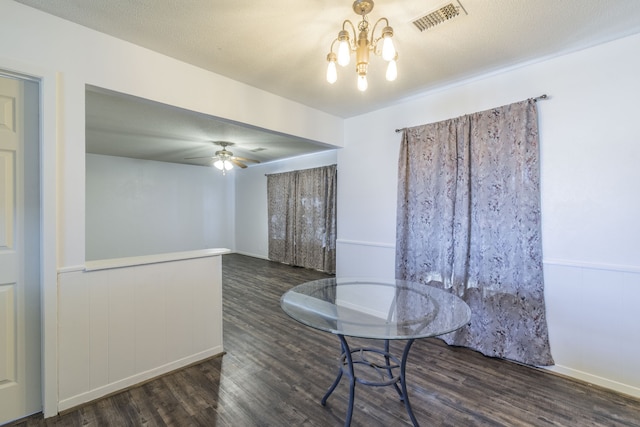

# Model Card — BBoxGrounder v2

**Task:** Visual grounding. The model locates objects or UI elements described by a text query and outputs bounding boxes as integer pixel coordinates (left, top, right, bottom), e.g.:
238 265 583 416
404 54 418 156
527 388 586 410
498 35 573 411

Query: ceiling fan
185 141 260 174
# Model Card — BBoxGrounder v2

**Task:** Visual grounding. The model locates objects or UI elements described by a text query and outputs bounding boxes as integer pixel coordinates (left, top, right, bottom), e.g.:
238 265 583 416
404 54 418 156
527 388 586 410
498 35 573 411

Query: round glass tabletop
281 278 471 340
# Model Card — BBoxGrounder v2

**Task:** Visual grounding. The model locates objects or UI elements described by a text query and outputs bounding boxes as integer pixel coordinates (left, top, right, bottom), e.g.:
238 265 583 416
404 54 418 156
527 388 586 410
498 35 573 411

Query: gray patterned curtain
268 165 337 273
395 99 553 366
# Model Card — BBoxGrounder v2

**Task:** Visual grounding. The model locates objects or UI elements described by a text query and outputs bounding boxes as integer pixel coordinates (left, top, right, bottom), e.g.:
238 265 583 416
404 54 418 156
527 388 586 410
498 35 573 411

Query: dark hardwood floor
12 253 640 426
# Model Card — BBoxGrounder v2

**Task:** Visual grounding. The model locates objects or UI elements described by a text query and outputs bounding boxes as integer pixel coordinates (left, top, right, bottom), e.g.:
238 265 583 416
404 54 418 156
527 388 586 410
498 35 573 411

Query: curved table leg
321 334 349 405
321 335 356 427
321 369 342 406
385 339 403 399
340 335 356 427
400 339 419 426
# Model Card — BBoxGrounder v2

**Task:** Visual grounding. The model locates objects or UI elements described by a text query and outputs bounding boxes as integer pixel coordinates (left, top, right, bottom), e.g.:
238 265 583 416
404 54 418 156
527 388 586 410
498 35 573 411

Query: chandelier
325 0 397 91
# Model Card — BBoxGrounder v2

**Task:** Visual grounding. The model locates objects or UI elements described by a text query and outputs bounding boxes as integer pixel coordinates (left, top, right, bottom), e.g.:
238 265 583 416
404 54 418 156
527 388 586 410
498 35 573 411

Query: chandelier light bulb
386 57 397 81
337 40 351 66
223 160 234 170
381 27 396 61
357 74 368 91
326 58 338 84
213 159 224 170
382 37 396 61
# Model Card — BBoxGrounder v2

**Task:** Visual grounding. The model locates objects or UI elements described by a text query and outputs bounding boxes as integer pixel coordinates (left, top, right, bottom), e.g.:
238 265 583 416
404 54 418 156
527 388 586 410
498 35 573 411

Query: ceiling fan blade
233 156 260 163
184 155 215 160
230 158 248 168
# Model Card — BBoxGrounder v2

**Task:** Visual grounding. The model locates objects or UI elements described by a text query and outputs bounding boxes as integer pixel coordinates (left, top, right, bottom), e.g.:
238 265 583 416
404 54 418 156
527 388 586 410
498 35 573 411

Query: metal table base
321 335 419 427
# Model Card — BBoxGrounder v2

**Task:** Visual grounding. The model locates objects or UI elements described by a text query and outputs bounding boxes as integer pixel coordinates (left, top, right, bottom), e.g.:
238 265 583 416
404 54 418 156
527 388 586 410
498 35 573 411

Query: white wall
337 33 640 397
85 154 235 260
234 151 338 259
86 150 338 263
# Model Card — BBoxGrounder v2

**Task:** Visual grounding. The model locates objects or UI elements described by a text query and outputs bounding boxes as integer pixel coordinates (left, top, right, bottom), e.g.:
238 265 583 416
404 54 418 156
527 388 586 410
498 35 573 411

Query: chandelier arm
372 41 384 56
342 19 358 48
370 17 390 48
329 37 338 54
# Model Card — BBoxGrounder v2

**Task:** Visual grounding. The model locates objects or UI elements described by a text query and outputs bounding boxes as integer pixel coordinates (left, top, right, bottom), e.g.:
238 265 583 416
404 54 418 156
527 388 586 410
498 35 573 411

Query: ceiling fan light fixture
213 159 234 170
325 0 398 91
185 141 260 175
213 158 234 176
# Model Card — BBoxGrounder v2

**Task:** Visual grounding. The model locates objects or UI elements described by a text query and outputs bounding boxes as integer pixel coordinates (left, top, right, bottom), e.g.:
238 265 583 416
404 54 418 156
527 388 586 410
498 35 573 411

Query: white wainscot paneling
57 250 226 411
544 261 640 398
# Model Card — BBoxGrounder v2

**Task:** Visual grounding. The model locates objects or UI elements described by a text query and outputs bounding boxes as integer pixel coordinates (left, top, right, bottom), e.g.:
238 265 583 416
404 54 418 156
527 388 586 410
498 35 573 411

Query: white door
0 75 41 423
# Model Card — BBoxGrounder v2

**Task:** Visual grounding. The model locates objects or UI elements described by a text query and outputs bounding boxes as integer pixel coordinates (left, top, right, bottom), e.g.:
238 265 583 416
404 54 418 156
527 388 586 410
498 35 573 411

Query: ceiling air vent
412 1 467 32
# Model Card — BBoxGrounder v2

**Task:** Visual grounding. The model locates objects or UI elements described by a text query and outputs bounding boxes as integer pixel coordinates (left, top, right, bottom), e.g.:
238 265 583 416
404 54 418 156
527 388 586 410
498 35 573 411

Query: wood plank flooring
11 253 640 426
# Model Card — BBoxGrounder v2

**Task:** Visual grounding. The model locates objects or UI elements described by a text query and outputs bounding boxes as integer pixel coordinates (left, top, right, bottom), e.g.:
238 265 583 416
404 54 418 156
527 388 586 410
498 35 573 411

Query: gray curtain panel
395 99 553 366
267 171 296 266
267 165 337 274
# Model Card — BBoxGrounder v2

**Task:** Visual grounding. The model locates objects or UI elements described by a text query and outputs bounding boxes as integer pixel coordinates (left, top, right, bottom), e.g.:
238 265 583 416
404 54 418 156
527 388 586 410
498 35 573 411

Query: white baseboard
544 364 640 399
57 346 224 412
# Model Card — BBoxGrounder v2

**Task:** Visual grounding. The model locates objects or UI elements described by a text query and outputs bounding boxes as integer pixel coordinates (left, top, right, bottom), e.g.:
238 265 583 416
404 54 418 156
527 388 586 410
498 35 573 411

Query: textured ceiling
14 0 640 165
16 0 640 118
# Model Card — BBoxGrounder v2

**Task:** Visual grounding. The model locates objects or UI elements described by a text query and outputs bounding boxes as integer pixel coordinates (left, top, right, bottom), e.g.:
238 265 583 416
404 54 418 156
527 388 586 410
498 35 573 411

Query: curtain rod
394 94 549 133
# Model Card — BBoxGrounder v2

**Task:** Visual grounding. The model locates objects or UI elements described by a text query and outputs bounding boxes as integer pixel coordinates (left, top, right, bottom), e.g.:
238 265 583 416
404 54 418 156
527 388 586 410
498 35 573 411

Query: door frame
0 60 58 417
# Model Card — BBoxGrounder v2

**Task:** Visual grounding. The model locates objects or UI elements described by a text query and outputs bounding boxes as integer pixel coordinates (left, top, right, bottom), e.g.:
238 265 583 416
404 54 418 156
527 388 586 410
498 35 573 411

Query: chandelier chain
358 15 369 32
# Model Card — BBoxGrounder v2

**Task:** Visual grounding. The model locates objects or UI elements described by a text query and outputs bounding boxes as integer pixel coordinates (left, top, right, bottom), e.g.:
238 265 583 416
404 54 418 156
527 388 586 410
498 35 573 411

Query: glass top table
281 278 471 426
